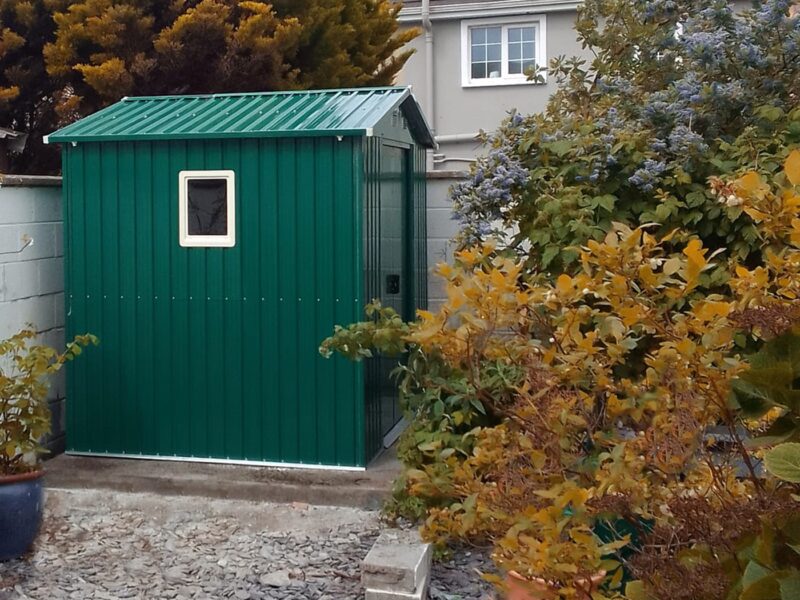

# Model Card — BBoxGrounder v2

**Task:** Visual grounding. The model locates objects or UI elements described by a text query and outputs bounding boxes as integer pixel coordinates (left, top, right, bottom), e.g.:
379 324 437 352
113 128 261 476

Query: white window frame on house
460 14 547 88
179 170 236 248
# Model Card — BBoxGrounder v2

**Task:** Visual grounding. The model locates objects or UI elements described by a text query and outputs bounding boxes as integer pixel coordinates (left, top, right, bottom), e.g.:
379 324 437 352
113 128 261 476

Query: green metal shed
46 87 434 469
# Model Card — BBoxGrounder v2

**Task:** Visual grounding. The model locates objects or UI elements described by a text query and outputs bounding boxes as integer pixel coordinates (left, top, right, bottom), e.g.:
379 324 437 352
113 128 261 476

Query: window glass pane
509 43 521 60
522 40 536 59
473 45 486 61
522 60 536 74
472 62 487 79
487 43 501 61
509 60 522 75
508 28 521 43
187 179 228 236
487 62 502 78
486 27 501 44
521 27 535 42
472 27 486 44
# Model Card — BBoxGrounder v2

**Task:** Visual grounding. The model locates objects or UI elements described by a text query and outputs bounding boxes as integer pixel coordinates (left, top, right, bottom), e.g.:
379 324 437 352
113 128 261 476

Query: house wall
398 7 583 159
397 4 585 305
0 176 66 453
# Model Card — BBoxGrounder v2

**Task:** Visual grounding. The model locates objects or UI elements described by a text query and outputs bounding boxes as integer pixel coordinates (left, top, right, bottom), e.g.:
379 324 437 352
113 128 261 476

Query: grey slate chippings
0 489 494 600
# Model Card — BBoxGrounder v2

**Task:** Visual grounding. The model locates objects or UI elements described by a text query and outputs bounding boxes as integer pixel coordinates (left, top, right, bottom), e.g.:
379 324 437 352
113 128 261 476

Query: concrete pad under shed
43 448 401 509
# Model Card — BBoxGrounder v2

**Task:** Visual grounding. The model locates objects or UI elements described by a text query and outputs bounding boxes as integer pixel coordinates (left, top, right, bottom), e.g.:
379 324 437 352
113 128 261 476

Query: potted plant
0 329 96 561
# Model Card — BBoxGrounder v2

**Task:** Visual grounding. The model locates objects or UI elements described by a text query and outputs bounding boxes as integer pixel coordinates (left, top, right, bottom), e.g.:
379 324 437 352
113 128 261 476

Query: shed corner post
353 137 368 467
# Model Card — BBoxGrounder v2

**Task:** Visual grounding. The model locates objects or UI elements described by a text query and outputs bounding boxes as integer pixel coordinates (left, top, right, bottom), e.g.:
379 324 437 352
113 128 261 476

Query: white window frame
461 14 547 88
179 170 236 248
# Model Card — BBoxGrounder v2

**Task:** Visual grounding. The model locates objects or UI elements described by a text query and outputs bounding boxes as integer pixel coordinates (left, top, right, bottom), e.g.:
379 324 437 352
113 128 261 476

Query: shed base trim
65 451 366 472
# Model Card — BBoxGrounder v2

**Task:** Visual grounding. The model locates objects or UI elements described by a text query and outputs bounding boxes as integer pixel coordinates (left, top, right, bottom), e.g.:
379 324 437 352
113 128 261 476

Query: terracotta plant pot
0 470 44 561
505 570 606 600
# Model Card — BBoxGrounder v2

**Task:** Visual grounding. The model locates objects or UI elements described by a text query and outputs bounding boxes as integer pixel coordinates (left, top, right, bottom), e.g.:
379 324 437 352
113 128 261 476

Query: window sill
462 78 547 88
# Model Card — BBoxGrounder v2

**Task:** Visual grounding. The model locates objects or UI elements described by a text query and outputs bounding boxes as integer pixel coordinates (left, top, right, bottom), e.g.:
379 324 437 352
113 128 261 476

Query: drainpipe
422 0 435 170
435 132 481 144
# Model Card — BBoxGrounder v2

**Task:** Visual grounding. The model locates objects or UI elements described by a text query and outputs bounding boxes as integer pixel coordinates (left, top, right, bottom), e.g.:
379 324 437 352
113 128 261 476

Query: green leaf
743 560 773 589
469 398 486 415
742 572 781 600
541 245 560 268
594 194 617 212
764 443 800 482
624 580 649 600
779 572 800 600
433 400 445 418
544 139 573 157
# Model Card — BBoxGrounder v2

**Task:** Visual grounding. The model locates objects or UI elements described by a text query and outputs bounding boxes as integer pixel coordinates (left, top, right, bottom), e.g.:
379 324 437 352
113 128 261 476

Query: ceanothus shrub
453 0 800 277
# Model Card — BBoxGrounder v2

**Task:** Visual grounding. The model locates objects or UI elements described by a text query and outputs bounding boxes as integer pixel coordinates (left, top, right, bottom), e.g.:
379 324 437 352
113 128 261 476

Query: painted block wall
0 178 66 453
426 172 467 309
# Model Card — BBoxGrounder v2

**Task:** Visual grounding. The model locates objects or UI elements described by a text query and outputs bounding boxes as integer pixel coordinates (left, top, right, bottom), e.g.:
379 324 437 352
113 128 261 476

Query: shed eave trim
46 129 370 144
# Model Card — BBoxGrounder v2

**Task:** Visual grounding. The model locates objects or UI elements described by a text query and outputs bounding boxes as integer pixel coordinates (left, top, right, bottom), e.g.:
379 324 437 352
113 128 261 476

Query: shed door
378 145 408 441
364 143 411 452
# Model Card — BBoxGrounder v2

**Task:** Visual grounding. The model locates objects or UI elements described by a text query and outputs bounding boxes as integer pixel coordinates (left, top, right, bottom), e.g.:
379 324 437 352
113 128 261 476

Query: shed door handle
386 274 400 295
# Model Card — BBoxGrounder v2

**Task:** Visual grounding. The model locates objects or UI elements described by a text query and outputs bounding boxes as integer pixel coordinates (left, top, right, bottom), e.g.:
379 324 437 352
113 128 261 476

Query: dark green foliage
0 0 68 173
732 331 800 446
0 0 417 174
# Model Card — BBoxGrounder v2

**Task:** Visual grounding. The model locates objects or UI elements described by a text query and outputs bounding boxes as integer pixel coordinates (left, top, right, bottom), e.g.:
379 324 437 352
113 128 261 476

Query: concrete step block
365 580 428 600
362 529 432 594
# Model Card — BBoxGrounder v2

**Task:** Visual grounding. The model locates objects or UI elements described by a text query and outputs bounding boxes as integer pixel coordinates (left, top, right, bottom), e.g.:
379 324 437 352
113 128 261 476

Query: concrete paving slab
42 448 401 509
362 529 432 592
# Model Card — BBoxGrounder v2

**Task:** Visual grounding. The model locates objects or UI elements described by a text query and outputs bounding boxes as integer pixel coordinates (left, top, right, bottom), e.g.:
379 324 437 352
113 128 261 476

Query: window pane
472 62 487 79
509 60 522 75
521 27 535 42
472 27 486 44
522 60 537 74
486 27 501 44
522 40 536 59
187 179 228 236
487 62 502 78
487 43 501 61
473 45 486 62
508 28 521 42
509 43 521 60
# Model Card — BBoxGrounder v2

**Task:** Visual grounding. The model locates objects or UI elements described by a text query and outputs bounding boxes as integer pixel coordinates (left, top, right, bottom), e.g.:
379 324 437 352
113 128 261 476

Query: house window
179 170 236 247
461 16 547 87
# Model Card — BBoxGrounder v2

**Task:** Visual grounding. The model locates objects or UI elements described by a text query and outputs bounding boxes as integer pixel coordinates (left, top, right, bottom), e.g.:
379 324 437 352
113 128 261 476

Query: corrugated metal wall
362 139 428 459
63 137 366 467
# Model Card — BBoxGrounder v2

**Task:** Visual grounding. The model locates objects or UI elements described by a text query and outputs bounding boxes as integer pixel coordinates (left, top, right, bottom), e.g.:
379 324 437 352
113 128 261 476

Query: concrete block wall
425 171 468 309
0 175 66 454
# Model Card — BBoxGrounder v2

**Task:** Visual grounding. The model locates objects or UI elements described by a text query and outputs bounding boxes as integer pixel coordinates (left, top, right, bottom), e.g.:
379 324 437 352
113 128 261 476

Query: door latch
386 274 400 295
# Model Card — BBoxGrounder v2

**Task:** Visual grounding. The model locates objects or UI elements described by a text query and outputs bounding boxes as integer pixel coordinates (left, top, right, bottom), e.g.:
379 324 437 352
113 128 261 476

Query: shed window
179 170 235 247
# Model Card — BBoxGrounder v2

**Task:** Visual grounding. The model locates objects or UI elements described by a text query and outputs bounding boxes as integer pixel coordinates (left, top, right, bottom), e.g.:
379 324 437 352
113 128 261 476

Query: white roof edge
42 135 50 145
399 0 580 21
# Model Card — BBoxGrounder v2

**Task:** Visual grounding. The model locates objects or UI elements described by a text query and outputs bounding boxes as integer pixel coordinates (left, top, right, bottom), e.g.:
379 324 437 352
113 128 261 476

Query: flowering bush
453 0 800 277
322 153 800 598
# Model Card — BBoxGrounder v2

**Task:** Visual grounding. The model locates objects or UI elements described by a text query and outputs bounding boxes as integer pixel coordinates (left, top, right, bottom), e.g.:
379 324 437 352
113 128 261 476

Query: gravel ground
430 549 495 600
0 489 495 600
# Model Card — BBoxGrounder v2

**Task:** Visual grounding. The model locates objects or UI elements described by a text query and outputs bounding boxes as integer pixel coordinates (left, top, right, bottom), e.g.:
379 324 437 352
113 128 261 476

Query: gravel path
0 489 494 600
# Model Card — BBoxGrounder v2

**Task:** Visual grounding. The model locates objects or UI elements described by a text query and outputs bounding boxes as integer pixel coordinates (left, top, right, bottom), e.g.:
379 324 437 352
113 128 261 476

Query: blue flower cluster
449 0 800 247
629 159 667 192
451 127 531 240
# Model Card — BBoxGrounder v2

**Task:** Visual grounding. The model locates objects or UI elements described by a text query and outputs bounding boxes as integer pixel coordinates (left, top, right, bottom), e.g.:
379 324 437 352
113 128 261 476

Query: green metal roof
46 86 435 147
